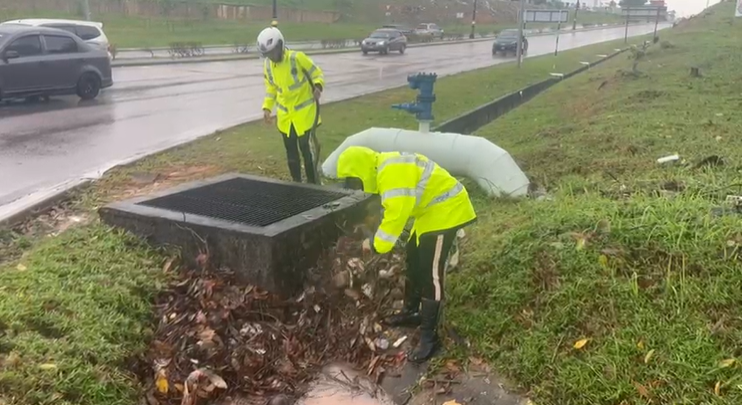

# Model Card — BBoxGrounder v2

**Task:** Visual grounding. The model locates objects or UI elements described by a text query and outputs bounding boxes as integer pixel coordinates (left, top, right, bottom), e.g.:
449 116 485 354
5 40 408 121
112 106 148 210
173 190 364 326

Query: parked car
414 23 444 39
492 29 528 56
0 25 113 101
361 29 407 55
381 24 414 36
0 18 112 60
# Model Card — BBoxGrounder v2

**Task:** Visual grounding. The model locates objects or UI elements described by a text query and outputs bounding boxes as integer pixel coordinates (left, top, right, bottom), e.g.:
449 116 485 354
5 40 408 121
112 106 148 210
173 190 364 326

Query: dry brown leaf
444 360 461 373
644 349 655 364
637 340 645 350
163 257 177 273
442 401 462 405
16 264 27 271
714 381 722 396
573 338 589 350
719 358 736 368
39 363 57 370
633 381 650 398
199 368 228 389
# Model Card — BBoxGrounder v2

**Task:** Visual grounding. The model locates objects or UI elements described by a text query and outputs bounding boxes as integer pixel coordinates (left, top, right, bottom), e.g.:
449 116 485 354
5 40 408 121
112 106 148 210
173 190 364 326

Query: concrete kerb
434 48 628 134
111 23 648 68
0 40 638 229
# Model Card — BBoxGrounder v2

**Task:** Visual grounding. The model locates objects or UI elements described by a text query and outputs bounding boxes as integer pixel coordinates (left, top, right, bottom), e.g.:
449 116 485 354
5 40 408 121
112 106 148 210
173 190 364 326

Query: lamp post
272 0 278 26
469 0 478 39
82 0 91 20
516 0 525 68
573 0 580 30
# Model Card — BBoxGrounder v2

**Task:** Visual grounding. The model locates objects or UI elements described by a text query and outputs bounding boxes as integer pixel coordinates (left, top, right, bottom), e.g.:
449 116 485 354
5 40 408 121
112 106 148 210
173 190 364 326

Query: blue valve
392 73 437 122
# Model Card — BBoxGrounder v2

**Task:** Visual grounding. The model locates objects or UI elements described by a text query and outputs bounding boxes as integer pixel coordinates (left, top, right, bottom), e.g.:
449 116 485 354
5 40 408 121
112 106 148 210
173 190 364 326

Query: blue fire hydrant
392 73 437 129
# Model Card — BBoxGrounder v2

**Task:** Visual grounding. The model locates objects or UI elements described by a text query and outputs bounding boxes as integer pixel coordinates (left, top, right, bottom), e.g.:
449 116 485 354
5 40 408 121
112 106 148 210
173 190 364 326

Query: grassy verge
446 4 742 404
0 8 623 48
0 226 165 405
0 38 637 404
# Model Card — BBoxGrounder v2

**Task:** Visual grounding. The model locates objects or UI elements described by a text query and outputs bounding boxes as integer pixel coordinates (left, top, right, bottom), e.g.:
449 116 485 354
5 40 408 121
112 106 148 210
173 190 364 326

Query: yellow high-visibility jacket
262 49 325 136
337 146 477 254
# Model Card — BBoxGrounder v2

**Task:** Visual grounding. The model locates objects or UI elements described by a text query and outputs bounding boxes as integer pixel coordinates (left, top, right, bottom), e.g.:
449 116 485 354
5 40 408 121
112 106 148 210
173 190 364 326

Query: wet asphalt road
0 23 667 211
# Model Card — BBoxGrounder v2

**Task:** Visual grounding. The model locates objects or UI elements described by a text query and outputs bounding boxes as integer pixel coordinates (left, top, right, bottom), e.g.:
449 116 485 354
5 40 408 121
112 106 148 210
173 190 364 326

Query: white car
414 23 444 39
0 18 112 59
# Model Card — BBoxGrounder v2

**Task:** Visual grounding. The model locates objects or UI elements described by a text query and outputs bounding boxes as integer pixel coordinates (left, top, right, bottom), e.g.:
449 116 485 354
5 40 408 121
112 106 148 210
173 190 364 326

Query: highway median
3 4 736 404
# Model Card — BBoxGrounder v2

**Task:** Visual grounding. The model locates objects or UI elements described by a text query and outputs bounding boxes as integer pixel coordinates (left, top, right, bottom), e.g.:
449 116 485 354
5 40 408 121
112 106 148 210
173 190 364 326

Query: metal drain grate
137 178 348 227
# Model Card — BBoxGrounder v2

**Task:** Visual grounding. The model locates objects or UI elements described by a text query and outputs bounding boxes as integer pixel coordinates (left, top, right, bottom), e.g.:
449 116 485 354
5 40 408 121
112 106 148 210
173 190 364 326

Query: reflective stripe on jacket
336 146 477 254
262 49 325 136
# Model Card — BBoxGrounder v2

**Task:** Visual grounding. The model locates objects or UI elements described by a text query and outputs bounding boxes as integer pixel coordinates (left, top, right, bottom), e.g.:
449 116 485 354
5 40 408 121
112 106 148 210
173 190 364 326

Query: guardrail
111 24 634 61
112 22 626 61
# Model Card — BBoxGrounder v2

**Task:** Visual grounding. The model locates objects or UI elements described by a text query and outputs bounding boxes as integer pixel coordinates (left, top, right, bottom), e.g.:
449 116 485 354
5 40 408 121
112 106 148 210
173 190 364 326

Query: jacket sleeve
296 51 325 89
262 59 277 111
373 165 417 254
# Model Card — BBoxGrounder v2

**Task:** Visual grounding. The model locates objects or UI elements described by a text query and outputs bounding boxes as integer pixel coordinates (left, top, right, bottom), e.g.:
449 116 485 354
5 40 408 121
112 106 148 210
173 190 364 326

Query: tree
619 0 648 6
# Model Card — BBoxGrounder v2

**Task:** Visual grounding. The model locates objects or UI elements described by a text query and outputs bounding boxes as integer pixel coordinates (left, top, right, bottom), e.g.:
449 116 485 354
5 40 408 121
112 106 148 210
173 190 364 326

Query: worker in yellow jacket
336 146 477 362
257 27 325 184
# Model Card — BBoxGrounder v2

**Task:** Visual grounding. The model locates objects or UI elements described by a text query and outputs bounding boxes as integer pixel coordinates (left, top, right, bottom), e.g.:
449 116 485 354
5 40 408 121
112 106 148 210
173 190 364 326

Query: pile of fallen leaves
143 233 413 405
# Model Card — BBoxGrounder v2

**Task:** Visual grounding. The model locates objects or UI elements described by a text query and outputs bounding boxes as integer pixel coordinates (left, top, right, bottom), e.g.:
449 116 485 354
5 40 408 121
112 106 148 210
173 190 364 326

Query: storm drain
137 178 348 227
99 174 377 296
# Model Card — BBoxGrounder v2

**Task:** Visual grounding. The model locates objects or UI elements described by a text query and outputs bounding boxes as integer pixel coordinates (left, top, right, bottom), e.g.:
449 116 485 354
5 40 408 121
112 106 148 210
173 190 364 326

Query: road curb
111 23 648 68
0 179 92 228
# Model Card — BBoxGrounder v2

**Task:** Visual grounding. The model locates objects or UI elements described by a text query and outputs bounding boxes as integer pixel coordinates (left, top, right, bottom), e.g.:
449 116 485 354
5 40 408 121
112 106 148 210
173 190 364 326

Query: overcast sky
668 0 720 16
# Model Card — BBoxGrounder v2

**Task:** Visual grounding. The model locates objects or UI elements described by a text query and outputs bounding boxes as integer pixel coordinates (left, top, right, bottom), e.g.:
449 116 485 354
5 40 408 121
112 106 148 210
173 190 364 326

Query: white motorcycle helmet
257 27 285 61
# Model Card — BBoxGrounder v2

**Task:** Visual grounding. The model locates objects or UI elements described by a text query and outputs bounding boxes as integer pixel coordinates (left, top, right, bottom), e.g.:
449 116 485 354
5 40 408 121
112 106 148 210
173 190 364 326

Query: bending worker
336 146 477 362
257 26 324 184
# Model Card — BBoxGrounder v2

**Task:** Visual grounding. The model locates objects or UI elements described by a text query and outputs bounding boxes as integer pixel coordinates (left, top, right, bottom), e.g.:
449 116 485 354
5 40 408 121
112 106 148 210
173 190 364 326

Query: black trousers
281 124 318 184
406 229 459 302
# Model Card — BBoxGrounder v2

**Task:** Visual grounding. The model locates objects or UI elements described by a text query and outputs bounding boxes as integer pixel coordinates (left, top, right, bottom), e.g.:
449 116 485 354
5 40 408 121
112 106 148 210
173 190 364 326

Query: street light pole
572 0 580 30
469 0 478 39
653 6 660 41
82 0 91 21
516 0 525 68
272 0 278 26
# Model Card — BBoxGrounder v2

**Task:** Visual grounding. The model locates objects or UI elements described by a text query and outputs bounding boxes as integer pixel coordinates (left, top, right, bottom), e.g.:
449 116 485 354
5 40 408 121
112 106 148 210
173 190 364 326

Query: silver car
415 23 444 39
0 25 113 101
0 18 112 60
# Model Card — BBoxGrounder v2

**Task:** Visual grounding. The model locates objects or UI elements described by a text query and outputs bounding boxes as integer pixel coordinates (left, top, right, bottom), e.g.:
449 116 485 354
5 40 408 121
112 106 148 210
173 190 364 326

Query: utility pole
572 0 580 30
82 0 91 21
469 0 478 39
624 11 629 43
653 6 660 41
516 0 525 68
272 0 278 26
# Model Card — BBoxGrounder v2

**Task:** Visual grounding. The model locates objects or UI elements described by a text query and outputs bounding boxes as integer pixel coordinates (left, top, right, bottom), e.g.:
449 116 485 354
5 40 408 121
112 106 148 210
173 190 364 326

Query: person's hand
362 238 372 256
313 87 322 101
263 109 273 124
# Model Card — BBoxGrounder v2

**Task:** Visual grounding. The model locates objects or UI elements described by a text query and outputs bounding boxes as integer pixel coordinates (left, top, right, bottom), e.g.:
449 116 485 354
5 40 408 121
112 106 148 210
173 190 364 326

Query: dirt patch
104 164 222 202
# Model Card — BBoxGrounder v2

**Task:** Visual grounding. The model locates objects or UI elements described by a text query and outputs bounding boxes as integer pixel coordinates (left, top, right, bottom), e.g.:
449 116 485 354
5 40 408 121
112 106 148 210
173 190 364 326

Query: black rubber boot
409 298 441 363
383 281 421 327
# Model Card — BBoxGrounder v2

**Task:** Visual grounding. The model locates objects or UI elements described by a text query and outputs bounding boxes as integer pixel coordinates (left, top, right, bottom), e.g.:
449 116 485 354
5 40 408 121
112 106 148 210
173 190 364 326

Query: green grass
447 3 742 404
0 7 624 48
0 37 639 404
0 226 165 405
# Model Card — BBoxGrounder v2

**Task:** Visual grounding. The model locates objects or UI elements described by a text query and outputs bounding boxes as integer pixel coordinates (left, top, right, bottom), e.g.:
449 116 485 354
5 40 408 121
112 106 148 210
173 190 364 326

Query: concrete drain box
99 174 377 296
